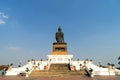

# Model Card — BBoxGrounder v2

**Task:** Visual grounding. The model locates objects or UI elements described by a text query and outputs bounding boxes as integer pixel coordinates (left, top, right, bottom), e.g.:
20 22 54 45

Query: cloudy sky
0 0 120 67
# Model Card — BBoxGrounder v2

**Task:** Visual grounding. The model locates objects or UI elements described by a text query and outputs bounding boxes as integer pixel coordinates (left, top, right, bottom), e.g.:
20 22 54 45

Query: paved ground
0 76 119 80
93 76 119 80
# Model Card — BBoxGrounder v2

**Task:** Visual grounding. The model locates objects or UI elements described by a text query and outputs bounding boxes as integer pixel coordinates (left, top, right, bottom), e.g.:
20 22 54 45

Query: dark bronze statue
56 27 64 43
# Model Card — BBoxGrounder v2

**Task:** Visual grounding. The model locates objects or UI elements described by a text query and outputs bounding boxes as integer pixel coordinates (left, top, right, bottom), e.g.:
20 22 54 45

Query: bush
0 65 8 71
19 72 26 76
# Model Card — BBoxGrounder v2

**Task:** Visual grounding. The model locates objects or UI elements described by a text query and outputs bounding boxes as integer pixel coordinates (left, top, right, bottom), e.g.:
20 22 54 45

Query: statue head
58 27 62 32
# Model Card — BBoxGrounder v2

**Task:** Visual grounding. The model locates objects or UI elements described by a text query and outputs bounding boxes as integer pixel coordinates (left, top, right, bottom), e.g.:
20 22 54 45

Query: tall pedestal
47 42 73 64
52 42 68 55
47 27 73 71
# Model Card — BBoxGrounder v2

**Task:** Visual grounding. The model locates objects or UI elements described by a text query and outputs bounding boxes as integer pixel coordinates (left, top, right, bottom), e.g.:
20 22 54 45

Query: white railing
28 66 34 75
93 71 115 76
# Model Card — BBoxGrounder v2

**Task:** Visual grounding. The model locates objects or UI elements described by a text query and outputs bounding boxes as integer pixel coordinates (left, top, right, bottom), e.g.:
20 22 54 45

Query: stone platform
30 70 88 77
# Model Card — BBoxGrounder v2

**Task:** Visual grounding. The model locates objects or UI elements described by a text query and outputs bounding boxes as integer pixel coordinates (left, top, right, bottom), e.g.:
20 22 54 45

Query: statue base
52 42 68 55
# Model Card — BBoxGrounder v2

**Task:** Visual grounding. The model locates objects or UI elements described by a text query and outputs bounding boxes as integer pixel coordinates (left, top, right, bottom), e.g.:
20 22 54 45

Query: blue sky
0 0 120 67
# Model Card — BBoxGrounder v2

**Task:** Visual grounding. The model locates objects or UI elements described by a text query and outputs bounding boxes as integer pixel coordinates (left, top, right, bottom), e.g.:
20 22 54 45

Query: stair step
49 64 71 72
30 64 88 77
30 70 87 77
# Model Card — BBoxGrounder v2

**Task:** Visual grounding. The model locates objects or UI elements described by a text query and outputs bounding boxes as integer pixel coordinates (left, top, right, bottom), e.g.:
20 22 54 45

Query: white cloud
3 15 8 19
0 12 8 25
0 19 5 24
8 47 20 51
0 12 8 19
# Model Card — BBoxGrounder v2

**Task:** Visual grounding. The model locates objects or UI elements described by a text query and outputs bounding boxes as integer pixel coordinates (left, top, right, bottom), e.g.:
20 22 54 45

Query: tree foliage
118 56 120 60
0 65 9 70
10 63 13 66
118 62 120 65
107 63 110 66
118 56 120 66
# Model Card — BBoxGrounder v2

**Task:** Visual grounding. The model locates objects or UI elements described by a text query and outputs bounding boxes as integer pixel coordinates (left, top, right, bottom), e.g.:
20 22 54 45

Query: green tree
118 56 120 65
40 59 42 61
31 59 34 61
111 64 115 67
27 60 30 62
80 64 82 70
25 67 29 72
77 59 80 61
10 63 13 66
18 65 21 67
107 63 110 66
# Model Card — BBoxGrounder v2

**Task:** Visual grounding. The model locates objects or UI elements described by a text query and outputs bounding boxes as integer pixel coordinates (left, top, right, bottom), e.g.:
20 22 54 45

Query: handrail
28 66 34 75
